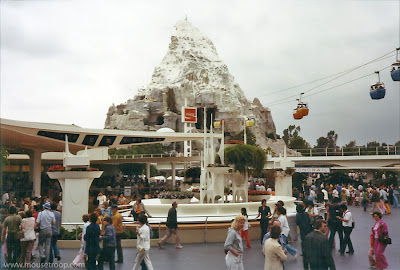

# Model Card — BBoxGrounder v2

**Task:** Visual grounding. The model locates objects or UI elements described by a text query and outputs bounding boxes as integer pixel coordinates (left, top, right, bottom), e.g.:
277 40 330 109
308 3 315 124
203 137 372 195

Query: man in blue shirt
36 202 55 264
49 203 62 263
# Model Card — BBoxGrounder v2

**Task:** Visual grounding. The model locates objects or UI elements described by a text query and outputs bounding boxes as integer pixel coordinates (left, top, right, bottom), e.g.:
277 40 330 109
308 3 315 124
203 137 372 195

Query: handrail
61 213 257 241
62 220 162 240
109 152 202 160
289 146 399 157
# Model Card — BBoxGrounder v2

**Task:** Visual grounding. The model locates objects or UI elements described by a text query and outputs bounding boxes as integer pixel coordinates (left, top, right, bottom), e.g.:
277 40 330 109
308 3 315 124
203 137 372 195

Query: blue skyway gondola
370 71 386 100
391 68 400 81
391 47 400 81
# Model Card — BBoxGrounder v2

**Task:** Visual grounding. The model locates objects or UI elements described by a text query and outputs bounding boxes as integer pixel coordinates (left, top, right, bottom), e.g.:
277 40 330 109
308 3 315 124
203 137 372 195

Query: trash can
124 186 131 197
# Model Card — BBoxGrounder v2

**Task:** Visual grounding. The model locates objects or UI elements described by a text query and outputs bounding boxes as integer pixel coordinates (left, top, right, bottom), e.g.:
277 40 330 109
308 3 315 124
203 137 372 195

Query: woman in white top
240 208 251 248
97 193 107 207
132 215 153 270
276 206 297 257
20 210 36 264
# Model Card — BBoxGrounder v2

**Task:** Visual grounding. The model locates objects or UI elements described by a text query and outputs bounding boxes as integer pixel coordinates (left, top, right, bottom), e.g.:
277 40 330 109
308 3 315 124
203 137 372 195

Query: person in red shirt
32 205 40 221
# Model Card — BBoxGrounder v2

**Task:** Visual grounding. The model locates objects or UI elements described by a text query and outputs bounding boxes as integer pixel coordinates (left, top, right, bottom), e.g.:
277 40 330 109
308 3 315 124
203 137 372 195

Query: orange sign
182 107 197 123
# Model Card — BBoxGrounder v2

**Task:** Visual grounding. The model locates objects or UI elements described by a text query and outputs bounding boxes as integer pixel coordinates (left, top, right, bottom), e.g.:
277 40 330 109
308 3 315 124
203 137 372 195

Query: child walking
240 208 251 248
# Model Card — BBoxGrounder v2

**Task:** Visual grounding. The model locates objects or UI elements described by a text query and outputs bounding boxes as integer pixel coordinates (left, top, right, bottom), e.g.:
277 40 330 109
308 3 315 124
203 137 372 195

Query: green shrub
59 226 82 240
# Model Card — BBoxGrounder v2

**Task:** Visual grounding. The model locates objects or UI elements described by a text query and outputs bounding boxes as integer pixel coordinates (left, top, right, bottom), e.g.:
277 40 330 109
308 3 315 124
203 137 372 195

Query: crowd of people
224 181 396 270
0 200 62 267
1 178 397 269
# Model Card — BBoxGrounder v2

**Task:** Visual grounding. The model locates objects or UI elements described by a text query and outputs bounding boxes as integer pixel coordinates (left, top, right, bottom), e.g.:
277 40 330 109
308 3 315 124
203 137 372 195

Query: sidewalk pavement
17 204 400 269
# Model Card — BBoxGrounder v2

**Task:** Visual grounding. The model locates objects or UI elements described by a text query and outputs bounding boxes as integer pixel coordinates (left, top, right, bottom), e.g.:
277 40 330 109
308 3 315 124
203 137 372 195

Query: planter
206 167 230 174
47 171 103 179
160 198 191 204
193 192 200 200
247 195 271 202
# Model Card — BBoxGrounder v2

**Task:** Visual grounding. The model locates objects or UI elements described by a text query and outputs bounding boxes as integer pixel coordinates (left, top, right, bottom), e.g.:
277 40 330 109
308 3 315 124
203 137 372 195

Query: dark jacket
296 212 312 236
303 230 336 270
327 205 341 227
371 190 380 203
84 223 100 255
166 207 177 229
101 224 116 248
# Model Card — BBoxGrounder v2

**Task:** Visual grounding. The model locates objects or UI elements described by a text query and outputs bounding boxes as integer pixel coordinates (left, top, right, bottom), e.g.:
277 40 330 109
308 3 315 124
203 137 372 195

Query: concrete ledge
57 221 262 248
58 215 300 248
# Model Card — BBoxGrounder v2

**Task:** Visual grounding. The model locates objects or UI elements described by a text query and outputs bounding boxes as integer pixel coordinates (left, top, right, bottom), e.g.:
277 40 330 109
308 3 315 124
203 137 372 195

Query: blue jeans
282 234 297 256
308 195 316 204
362 199 368 210
393 195 399 208
49 234 60 263
98 247 115 270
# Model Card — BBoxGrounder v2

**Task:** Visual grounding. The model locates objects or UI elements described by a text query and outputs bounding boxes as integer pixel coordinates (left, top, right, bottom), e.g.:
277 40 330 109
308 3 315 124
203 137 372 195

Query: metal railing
109 152 201 160
290 146 398 157
61 213 258 242
61 220 162 241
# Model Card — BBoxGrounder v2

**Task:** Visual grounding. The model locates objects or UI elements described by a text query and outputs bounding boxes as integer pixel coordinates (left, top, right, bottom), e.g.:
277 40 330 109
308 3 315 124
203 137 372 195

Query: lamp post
243 116 255 145
213 119 225 164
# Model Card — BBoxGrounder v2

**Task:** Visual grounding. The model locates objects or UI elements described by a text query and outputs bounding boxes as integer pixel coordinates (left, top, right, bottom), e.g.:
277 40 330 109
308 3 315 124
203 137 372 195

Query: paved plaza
21 205 400 270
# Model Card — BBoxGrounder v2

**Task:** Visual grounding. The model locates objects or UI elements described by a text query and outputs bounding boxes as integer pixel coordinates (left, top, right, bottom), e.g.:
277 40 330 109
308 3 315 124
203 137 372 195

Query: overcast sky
1 0 399 147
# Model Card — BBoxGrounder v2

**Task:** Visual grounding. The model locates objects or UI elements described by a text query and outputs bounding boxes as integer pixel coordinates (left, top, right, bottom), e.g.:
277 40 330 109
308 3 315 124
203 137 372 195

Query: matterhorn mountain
105 20 288 154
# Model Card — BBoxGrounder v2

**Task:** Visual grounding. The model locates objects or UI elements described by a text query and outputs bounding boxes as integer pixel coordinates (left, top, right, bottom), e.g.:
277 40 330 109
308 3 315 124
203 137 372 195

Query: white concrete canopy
0 118 221 154
1 118 220 197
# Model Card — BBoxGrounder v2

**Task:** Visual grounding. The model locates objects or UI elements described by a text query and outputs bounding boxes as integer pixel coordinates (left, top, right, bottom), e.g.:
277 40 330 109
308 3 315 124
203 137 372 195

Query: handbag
378 235 392 245
16 230 25 240
351 221 355 229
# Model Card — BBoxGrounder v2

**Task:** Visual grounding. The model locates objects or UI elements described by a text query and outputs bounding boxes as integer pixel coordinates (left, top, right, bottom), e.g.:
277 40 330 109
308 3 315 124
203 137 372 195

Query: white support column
146 163 151 180
47 171 102 223
275 171 293 197
220 123 225 164
243 118 247 144
171 162 176 188
28 150 43 197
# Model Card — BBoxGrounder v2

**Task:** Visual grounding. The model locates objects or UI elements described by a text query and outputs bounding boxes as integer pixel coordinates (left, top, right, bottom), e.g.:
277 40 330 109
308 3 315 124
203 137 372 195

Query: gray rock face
105 20 287 154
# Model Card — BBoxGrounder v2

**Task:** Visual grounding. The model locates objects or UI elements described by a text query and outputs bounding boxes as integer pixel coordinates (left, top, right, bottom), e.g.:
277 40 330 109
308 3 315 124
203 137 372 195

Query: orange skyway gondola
298 103 309 116
293 93 309 119
293 108 303 120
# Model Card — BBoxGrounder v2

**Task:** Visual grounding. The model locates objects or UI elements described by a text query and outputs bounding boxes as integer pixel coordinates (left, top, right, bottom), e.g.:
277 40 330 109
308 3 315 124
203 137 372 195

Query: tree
185 167 201 183
344 140 357 148
282 125 300 145
289 136 310 149
225 144 266 176
232 127 257 145
282 125 310 150
315 130 338 149
343 140 358 155
326 130 338 148
366 141 380 148
1 145 8 167
118 163 145 176
326 171 352 185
